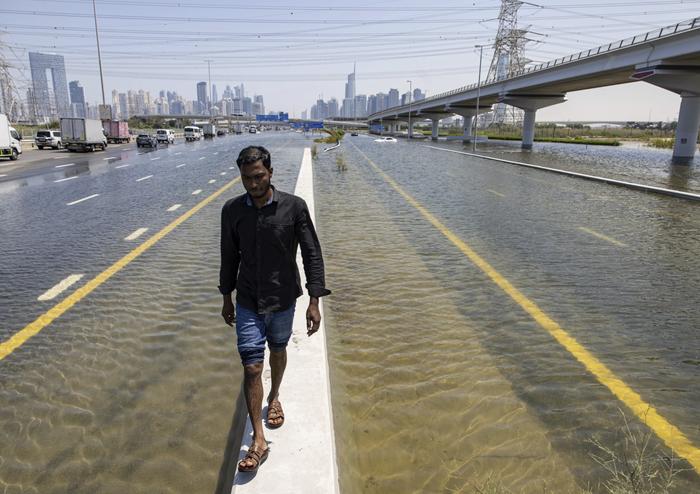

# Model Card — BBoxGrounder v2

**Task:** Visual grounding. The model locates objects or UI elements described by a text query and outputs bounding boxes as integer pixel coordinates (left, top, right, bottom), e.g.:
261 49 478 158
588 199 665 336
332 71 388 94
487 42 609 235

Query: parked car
155 128 175 144
374 136 397 143
350 132 359 136
136 134 158 148
184 126 202 141
216 128 228 136
35 130 62 149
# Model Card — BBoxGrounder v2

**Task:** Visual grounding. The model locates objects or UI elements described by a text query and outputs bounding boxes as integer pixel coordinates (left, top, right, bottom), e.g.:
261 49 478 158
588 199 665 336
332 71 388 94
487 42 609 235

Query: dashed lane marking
54 176 77 183
174 152 182 155
198 157 206 160
66 193 99 206
37 274 84 301
220 172 226 176
487 189 506 198
192 189 202 195
150 157 161 161
55 163 76 168
104 157 117 161
176 163 186 168
351 142 700 473
0 177 242 361
124 227 148 241
136 175 153 182
167 204 181 212
115 164 129 169
578 227 627 247
208 179 216 184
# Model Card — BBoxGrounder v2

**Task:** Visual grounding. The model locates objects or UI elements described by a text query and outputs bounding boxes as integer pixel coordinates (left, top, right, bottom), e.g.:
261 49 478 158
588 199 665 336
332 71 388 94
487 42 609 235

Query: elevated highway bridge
368 17 700 163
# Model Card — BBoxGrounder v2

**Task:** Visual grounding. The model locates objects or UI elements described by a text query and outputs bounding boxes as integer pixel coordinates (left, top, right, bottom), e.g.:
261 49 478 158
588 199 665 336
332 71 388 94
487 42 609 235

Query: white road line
150 157 161 161
208 179 216 184
136 175 153 182
198 157 206 160
174 152 182 155
167 204 182 212
0 174 7 177
220 172 226 176
55 163 76 168
52 156 63 159
124 227 149 241
229 166 235 170
487 189 506 198
176 163 186 168
213 152 219 155
192 189 202 195
67 193 99 206
54 176 77 183
115 164 130 169
104 157 117 161
578 227 627 247
37 274 84 301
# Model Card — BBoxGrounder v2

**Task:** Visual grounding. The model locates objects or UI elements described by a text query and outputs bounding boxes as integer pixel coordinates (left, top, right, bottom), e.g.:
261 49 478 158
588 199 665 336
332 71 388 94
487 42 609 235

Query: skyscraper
343 65 356 118
387 88 399 108
196 81 208 114
29 51 70 119
212 84 218 104
254 95 264 115
68 80 85 118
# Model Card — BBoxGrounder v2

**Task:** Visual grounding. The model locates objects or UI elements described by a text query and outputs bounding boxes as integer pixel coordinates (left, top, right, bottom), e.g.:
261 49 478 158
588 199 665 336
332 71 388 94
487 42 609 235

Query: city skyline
1 1 695 121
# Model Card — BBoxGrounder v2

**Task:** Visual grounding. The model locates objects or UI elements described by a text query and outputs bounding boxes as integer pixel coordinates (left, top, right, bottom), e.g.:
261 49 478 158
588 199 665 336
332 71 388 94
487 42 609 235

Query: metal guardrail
370 16 700 119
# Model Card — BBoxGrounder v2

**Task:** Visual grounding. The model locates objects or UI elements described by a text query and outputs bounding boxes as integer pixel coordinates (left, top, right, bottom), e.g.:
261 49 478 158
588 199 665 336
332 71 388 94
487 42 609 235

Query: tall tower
486 0 529 125
29 52 70 119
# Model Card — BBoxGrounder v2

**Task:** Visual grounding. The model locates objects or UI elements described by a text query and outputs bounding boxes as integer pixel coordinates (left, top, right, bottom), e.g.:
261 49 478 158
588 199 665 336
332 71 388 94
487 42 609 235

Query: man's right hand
222 297 235 326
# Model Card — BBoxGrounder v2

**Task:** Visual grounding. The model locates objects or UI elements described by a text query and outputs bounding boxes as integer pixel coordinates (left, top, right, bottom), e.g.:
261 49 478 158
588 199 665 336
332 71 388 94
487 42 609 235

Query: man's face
240 160 273 198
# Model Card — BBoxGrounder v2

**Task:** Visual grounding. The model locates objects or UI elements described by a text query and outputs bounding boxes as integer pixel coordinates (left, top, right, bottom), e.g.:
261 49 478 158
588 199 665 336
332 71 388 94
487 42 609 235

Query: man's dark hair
236 145 271 169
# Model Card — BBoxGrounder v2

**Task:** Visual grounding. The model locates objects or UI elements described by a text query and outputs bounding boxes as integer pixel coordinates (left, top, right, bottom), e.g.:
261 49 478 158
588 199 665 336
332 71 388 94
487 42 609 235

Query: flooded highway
1 132 699 493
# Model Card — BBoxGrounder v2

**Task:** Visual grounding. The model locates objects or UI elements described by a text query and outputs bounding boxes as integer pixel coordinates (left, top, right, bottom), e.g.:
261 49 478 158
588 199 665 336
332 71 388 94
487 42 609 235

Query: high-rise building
196 81 208 114
354 94 367 118
212 84 218 105
387 88 399 108
367 95 378 115
375 92 387 113
68 80 85 118
301 110 307 120
328 98 339 118
29 51 70 119
254 95 264 115
413 88 426 101
343 67 356 118
242 97 252 115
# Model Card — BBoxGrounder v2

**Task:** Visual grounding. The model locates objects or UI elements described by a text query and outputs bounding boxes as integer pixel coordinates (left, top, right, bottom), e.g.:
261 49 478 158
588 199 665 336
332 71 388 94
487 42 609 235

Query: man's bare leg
267 349 287 427
241 362 268 469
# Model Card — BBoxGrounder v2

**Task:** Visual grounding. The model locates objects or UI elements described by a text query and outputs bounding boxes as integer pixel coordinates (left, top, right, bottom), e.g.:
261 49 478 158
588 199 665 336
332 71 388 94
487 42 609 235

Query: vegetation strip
351 142 700 473
424 145 700 202
0 177 240 361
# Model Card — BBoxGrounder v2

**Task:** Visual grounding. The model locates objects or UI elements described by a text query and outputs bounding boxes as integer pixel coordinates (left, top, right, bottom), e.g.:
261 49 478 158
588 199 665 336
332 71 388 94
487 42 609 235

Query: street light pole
92 0 106 108
473 45 484 152
406 79 412 139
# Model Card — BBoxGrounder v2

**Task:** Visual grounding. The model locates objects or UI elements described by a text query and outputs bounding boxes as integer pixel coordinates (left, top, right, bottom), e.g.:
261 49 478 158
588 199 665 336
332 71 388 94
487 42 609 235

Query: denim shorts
235 302 296 366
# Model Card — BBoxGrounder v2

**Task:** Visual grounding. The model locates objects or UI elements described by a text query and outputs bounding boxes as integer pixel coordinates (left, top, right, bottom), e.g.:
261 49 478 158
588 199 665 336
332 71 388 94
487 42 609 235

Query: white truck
60 118 108 152
0 114 22 161
184 126 202 141
202 123 216 138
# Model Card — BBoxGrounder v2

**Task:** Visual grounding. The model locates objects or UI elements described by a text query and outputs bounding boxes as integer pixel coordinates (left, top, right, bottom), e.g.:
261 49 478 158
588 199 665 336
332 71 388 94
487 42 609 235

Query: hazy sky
4 0 699 120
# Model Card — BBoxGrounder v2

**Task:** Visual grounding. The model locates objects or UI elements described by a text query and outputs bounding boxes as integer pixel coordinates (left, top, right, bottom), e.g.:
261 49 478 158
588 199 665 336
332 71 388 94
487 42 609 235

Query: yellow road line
486 189 506 198
0 177 240 361
578 226 628 247
350 142 700 473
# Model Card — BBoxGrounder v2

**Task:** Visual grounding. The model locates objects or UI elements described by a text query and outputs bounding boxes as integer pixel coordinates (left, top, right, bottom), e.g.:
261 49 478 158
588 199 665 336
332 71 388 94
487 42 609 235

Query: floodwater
314 136 700 493
1 133 698 493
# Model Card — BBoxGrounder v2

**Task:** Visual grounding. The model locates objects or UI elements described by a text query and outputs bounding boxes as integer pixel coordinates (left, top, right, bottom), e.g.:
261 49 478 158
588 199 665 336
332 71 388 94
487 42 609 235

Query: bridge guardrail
370 16 699 119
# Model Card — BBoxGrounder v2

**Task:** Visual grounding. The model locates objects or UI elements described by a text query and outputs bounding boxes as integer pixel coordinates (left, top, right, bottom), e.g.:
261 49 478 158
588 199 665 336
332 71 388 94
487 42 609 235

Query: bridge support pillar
674 96 700 163
431 119 440 141
631 66 700 164
522 110 537 150
407 121 414 139
462 116 474 143
499 94 566 149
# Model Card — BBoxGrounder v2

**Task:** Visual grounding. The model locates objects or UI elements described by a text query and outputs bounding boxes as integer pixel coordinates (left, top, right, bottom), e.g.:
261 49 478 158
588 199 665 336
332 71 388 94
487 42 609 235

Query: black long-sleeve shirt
219 187 331 314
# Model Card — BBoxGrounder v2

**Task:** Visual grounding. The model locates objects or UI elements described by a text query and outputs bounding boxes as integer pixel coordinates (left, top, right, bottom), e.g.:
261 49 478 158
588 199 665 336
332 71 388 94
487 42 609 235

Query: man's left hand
306 298 321 336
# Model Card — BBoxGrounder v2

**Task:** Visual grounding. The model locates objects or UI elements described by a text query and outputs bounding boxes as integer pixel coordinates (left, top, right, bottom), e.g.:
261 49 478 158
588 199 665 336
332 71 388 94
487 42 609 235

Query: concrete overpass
368 17 700 163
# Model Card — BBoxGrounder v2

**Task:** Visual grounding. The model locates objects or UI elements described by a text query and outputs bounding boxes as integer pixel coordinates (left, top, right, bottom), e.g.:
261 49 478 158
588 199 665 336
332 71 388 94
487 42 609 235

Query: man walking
219 145 331 473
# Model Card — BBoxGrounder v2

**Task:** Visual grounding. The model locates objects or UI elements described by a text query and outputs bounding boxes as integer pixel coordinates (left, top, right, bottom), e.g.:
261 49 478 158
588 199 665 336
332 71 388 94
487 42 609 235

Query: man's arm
295 200 331 335
219 205 240 326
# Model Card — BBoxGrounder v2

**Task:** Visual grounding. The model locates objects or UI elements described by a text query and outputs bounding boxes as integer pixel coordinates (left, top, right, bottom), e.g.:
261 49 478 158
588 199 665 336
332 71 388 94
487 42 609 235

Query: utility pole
92 0 106 107
406 79 412 139
205 59 213 118
473 45 484 152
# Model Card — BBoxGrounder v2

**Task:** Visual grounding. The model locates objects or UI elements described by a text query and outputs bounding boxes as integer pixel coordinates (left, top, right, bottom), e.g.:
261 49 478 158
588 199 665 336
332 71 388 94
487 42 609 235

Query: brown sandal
267 401 285 429
238 446 269 473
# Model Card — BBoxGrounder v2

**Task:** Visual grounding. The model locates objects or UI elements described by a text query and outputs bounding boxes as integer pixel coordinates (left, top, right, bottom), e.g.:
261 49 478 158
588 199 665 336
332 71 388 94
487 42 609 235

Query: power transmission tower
0 40 21 121
486 0 530 126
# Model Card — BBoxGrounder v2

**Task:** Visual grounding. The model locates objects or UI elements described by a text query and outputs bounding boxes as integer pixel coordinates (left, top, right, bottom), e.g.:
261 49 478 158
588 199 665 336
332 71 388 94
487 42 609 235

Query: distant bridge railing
370 16 700 119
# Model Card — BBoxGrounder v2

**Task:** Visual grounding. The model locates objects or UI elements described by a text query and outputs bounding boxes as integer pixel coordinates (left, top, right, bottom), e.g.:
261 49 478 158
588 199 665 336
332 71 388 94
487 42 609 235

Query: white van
155 128 175 144
184 126 202 142
0 114 22 160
